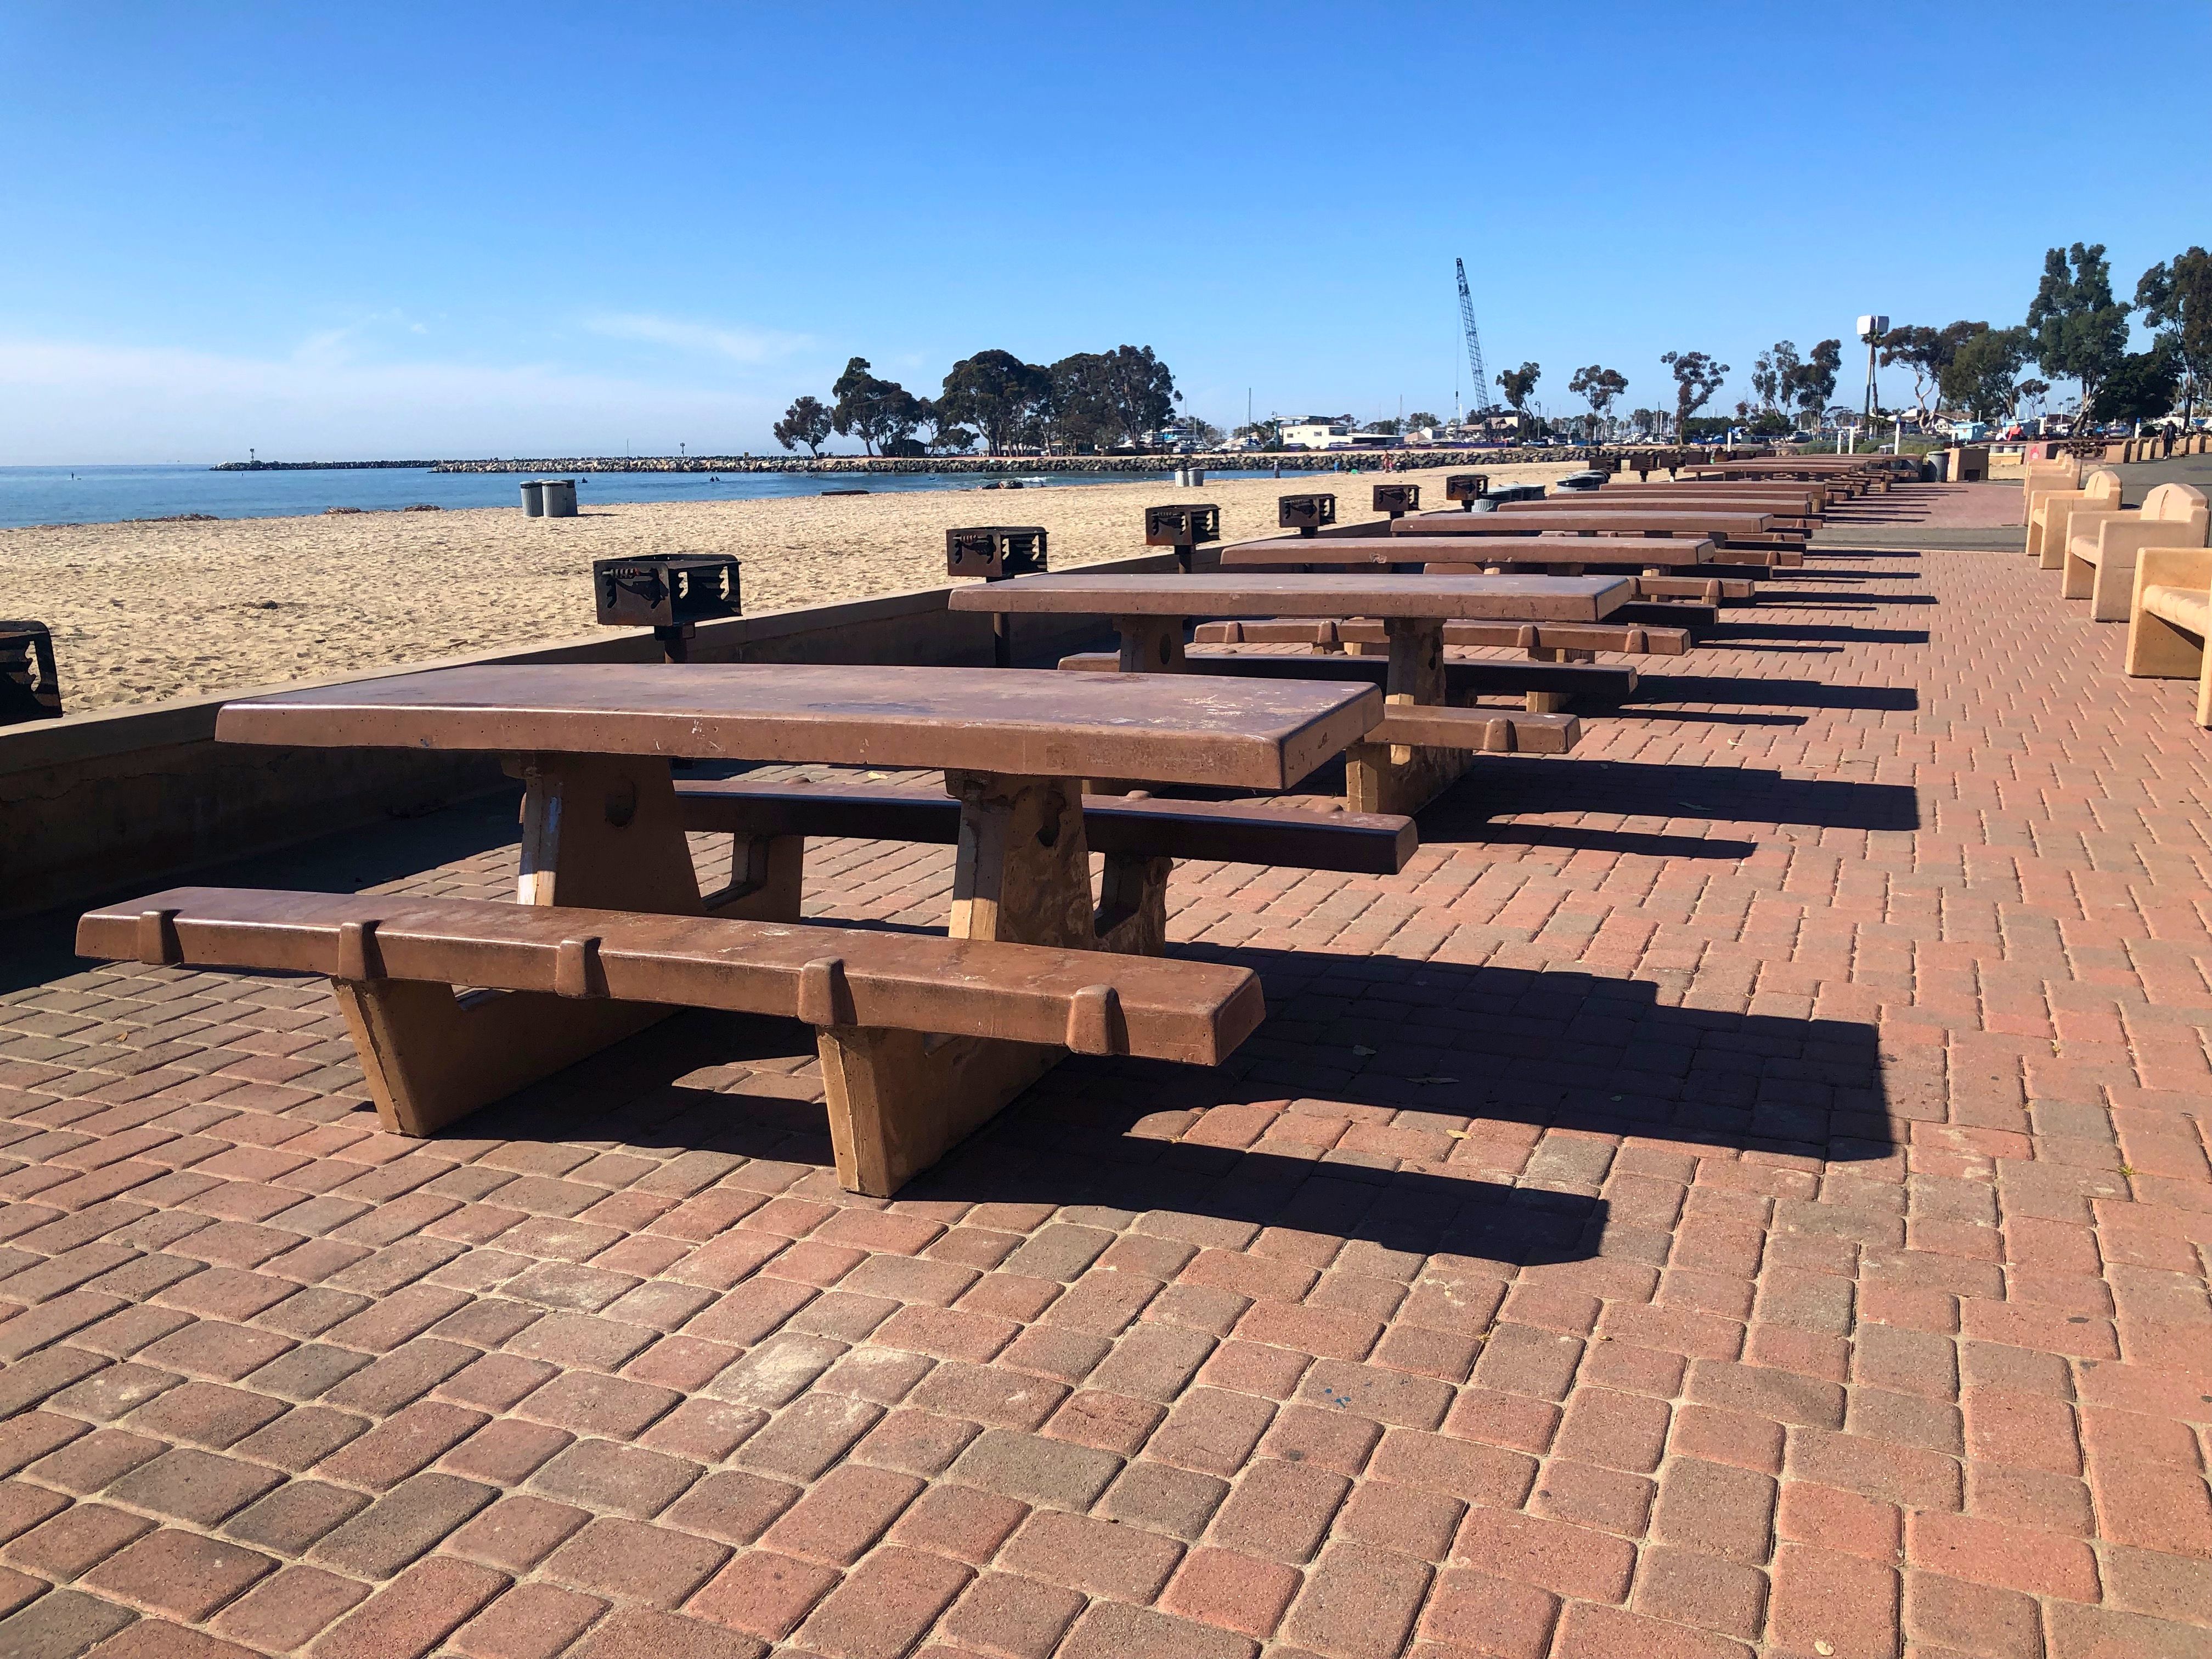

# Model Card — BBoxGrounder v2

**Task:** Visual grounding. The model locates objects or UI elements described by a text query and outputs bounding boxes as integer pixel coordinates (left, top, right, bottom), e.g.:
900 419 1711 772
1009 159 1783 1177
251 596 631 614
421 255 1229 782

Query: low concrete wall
0 557 1173 919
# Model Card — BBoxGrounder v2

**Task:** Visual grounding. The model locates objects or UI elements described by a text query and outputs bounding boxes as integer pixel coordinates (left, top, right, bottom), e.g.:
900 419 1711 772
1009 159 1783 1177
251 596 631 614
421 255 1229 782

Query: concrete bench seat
79 886 1268 1194
1190 618 1690 655
2029 467 2122 569
2060 483 2209 619
673 777 1418 875
2126 548 2212 726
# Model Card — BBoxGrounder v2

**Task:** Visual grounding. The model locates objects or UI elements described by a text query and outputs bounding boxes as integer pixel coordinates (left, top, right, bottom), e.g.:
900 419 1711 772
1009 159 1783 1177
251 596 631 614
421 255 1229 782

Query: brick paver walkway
3 522 2209 1659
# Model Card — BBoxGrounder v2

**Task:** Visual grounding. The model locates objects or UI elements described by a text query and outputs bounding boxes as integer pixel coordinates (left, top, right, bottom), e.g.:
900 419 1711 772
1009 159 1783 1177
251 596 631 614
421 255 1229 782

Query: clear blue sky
2 2 2199 462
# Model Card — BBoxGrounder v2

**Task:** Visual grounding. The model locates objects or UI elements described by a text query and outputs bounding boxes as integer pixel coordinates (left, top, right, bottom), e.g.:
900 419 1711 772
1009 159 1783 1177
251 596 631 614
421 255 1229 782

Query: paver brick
1279 1539 1432 1659
790 1544 972 1659
80 1527 275 1622
685 1549 838 1640
543 1516 732 1606
940 1570 1088 1659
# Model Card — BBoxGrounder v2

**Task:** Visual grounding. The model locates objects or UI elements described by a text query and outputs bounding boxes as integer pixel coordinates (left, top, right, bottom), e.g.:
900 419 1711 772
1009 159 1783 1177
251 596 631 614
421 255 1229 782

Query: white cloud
0 334 788 463
585 313 812 365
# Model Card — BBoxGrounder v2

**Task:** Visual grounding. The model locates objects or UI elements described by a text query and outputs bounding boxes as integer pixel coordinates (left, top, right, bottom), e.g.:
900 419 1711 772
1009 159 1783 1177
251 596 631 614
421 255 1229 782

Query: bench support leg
2090 552 2137 623
333 978 665 1137
814 770 1174 1196
2062 551 2095 601
1345 619 1468 816
818 1025 1057 1198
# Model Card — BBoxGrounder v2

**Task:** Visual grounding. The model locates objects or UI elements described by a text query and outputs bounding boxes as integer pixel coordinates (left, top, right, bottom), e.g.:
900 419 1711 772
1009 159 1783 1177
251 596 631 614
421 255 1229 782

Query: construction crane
1456 258 1493 412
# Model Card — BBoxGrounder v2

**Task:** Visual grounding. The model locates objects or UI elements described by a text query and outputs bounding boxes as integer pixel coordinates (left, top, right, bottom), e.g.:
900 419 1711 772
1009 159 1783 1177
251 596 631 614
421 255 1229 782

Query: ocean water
0 464 1285 531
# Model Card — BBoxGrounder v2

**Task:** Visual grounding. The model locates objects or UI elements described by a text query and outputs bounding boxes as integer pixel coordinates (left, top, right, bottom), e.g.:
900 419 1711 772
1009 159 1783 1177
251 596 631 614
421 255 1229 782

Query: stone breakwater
213 449 1590 476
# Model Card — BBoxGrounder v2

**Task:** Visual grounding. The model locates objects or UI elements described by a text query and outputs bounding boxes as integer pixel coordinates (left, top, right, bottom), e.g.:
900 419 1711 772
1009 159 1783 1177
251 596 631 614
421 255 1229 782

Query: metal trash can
520 481 546 517
542 479 578 517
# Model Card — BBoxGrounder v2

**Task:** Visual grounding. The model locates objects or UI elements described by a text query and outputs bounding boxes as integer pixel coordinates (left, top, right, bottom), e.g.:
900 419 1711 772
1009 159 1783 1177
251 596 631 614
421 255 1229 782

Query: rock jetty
214 449 1599 476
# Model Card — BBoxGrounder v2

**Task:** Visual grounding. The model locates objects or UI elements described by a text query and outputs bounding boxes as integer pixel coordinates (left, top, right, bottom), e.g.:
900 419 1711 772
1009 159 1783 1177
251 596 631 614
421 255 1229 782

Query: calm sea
0 464 1284 532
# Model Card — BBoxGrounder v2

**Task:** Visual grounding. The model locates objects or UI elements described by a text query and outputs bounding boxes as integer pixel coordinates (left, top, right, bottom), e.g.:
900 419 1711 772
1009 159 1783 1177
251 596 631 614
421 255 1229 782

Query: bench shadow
459 938 1897 1266
1703 622 1931 646
1631 675 1918 712
1427 757 1921 833
1747 590 1938 606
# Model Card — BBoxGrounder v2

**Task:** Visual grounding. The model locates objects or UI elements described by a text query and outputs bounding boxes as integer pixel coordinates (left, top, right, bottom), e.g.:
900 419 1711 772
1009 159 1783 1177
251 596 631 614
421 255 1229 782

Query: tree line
772 346 1181 458
1854 242 2209 430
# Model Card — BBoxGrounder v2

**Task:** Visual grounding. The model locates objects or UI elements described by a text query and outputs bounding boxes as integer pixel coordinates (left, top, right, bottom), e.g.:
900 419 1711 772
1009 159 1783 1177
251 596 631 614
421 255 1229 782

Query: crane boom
1456 258 1493 411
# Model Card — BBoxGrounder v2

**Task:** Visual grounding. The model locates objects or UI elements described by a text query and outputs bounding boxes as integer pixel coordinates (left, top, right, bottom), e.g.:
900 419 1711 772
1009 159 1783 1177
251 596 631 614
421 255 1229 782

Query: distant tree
1629 407 1661 436
2027 243 2130 414
771 394 833 456
1407 411 1442 431
1233 419 1281 448
1181 416 1225 448
2094 342 2181 426
1567 365 1627 439
928 424 978 454
1047 345 1180 450
1103 345 1181 447
2016 378 2052 417
2137 247 2212 425
1749 342 1798 414
830 358 926 456
938 350 1053 456
1660 350 1729 439
1495 362 1541 418
1787 340 1842 428
1364 417 1401 436
1940 327 2033 422
1878 323 1985 418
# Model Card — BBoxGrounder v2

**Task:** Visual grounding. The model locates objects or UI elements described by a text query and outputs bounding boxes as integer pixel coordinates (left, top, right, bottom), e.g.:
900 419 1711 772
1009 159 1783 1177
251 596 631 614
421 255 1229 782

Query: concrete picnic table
1216 531 1757 608
1391 507 1776 542
209 662 1380 1187
950 571 1626 812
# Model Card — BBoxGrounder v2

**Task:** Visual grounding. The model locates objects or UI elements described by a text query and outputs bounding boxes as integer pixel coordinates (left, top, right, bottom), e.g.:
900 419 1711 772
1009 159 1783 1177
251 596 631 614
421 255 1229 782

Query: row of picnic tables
79 461 1906 1194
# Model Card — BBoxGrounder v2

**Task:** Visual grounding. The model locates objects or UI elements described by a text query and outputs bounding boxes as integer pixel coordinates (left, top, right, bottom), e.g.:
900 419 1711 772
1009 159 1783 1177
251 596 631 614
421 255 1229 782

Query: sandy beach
0 461 1582 713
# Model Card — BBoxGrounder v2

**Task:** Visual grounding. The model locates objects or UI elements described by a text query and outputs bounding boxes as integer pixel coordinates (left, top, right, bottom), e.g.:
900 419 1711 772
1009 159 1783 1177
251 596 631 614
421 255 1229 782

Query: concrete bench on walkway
2061 482 2210 620
79 887 1266 1197
2029 469 2123 570
1191 618 1690 656
2125 548 2212 726
2023 454 2081 533
673 777 1419 875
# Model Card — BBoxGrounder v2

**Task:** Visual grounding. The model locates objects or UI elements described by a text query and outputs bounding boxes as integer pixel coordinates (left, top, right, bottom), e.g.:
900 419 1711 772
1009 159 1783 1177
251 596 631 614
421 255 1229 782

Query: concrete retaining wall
0 558 1173 919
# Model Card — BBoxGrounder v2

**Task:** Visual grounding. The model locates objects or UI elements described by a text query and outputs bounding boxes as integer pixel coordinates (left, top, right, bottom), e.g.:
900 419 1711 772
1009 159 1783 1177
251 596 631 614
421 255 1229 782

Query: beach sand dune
0 461 1582 713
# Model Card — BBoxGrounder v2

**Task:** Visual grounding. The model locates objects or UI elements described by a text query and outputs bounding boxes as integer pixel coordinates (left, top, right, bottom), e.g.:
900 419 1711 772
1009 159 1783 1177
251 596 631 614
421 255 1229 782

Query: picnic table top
946 571 1629 621
213 663 1381 790
1390 508 1773 534
1218 535 1714 568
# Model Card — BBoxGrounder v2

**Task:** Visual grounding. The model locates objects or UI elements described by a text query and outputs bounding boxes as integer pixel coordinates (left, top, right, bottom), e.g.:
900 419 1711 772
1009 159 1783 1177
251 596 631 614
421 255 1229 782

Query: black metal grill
0 621 61 725
945 526 1048 581
1372 484 1420 519
1277 494 1336 537
593 555 742 662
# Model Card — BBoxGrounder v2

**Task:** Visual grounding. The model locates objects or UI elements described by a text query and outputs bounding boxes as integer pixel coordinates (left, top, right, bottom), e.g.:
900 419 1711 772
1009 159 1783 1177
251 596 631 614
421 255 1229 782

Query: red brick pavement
1 534 2208 1658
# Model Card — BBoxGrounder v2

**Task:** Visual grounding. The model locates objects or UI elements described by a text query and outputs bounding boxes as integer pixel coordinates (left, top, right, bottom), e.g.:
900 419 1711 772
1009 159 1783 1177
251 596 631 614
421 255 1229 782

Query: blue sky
2 2 2200 462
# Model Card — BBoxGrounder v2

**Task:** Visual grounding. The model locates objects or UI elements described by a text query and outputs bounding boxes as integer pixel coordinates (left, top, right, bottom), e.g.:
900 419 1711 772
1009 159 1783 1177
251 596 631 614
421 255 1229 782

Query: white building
1278 417 1392 450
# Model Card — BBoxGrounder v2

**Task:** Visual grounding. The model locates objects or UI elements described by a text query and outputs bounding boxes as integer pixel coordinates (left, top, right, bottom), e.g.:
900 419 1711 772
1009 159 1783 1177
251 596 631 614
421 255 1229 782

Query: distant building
1279 417 1395 451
